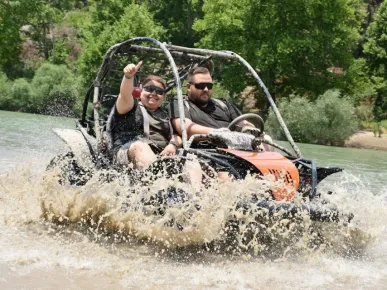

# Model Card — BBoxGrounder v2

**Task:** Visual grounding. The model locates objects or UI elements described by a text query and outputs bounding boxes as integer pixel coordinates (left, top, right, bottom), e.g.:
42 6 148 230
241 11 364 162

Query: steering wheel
227 113 265 134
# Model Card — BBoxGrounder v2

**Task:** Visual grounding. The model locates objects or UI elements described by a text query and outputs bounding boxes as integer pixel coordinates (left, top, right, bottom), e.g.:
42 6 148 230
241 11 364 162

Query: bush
311 90 357 146
354 104 374 124
9 78 32 111
266 90 357 146
265 96 316 143
30 63 80 116
0 71 11 110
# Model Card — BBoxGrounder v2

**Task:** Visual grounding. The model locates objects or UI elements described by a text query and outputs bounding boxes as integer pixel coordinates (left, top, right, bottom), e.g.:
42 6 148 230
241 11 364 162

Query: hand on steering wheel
227 113 265 134
241 126 263 137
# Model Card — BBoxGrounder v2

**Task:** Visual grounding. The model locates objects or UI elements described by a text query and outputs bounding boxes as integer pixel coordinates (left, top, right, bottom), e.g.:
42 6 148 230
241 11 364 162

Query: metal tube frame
165 44 302 158
90 37 302 158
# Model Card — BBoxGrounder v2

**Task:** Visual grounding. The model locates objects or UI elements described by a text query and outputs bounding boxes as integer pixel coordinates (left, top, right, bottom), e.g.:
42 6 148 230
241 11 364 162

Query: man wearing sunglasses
169 66 272 149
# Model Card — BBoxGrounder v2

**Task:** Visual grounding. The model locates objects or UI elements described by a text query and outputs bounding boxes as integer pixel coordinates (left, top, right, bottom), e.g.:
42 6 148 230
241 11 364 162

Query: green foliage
30 63 79 116
372 122 384 137
0 74 31 111
0 0 81 77
341 58 377 104
266 96 316 143
194 0 363 98
312 90 357 145
266 90 357 145
85 0 133 37
368 120 387 135
77 3 165 84
212 82 231 101
373 88 387 122
9 78 32 111
354 104 374 124
0 0 33 76
144 0 204 46
363 2 387 123
0 0 384 139
63 9 91 39
364 1 387 76
0 71 11 109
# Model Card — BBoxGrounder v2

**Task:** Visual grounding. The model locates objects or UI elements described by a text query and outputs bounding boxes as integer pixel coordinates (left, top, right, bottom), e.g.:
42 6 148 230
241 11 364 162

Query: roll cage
78 37 340 199
81 37 301 156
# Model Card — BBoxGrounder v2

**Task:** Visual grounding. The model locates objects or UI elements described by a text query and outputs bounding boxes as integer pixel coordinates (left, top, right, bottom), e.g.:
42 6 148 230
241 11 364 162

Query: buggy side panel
221 149 300 200
53 128 94 169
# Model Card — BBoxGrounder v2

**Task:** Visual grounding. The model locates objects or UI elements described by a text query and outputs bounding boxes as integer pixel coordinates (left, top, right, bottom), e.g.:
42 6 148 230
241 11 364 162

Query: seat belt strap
139 102 150 138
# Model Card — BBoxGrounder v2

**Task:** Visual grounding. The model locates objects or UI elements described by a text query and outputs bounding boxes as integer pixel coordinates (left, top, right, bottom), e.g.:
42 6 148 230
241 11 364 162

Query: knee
128 141 150 157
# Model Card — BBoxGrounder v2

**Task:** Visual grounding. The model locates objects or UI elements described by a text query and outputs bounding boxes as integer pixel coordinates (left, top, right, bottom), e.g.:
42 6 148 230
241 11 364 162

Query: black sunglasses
190 82 213 90
143 85 165 95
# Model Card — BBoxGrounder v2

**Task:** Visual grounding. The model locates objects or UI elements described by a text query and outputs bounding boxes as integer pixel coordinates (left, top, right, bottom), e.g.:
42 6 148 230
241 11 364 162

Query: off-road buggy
49 37 353 251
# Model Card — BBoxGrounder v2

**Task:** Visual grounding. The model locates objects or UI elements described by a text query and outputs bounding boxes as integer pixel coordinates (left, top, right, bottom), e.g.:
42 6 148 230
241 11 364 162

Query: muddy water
0 110 386 289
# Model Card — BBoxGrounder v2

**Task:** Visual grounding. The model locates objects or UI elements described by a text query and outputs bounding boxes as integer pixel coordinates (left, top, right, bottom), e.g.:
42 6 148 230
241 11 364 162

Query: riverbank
345 130 387 150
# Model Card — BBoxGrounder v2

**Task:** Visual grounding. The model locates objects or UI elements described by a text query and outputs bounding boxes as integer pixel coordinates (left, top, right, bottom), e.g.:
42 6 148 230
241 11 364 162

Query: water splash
1 160 380 261
1 161 387 289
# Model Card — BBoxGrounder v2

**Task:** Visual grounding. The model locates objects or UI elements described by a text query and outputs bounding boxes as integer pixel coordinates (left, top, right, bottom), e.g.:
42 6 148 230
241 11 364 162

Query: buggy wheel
46 151 92 186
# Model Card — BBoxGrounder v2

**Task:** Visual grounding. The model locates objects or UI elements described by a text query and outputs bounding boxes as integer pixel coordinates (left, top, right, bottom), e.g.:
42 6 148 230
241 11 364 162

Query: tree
0 0 79 77
143 0 204 47
77 3 165 84
84 0 133 38
194 0 363 102
24 1 78 61
0 0 34 77
364 1 387 77
364 1 387 121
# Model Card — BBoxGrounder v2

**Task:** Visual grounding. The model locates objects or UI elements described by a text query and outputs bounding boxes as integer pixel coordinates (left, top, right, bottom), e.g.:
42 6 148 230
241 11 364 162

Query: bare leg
128 141 156 169
183 158 203 191
217 171 232 183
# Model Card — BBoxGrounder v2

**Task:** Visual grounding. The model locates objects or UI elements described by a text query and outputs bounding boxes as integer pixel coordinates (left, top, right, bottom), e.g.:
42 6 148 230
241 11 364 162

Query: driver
169 66 273 150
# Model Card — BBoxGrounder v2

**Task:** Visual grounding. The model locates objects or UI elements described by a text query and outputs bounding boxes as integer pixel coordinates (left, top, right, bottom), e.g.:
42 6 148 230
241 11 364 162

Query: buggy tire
46 151 92 186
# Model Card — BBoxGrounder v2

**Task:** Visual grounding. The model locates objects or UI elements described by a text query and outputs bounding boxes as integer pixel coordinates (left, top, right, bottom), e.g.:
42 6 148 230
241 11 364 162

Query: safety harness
138 102 173 139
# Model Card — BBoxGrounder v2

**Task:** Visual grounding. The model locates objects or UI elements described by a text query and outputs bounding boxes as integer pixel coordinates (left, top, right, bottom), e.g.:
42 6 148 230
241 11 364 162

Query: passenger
169 66 273 151
108 62 181 169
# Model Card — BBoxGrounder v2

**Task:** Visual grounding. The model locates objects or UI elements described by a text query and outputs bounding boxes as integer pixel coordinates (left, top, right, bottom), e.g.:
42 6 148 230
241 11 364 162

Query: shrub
9 78 32 111
265 96 316 143
0 72 11 110
354 104 374 124
30 63 79 116
266 90 357 146
311 90 357 146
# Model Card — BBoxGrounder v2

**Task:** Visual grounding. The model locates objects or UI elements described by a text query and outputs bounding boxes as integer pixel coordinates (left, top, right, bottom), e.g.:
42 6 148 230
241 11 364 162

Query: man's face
187 73 213 106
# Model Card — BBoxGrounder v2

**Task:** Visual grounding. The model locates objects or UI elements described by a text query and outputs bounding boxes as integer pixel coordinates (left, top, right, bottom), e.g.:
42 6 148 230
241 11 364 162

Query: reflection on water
0 110 387 289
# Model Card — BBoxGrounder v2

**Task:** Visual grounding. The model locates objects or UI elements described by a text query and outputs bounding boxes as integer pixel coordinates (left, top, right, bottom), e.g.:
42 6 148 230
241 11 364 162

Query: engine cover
220 149 300 200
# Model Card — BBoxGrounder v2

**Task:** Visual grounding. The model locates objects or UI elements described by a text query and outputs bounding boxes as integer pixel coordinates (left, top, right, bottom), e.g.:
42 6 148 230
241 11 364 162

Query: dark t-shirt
109 101 170 154
148 109 171 148
169 97 241 128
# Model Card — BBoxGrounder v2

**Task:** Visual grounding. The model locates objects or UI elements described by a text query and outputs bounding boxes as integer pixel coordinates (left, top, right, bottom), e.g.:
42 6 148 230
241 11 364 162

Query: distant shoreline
345 131 387 151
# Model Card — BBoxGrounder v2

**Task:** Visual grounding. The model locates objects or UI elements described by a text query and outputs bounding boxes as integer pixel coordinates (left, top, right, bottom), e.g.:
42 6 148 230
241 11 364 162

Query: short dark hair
187 66 211 83
142 75 166 90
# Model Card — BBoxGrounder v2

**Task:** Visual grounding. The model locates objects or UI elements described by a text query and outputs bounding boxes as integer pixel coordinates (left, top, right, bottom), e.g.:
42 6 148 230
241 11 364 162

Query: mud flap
53 128 94 169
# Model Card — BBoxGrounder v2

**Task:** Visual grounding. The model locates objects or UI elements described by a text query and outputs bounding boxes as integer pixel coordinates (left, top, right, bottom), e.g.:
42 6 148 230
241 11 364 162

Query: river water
0 110 386 289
